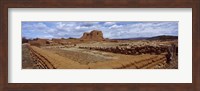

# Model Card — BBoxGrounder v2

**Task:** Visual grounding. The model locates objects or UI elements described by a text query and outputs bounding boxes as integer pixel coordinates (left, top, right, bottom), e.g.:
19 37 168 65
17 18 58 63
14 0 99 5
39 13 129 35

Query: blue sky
22 21 178 39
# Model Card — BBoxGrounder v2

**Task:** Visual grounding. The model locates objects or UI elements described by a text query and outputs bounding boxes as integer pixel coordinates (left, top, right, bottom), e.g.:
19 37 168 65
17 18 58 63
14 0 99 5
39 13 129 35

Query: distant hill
147 35 178 41
111 35 178 41
112 37 148 40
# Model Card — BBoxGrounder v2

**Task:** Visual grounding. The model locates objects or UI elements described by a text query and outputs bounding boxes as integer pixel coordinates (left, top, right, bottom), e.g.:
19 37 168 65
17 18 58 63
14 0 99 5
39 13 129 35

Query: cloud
56 22 65 29
109 24 123 29
104 22 115 26
22 21 178 39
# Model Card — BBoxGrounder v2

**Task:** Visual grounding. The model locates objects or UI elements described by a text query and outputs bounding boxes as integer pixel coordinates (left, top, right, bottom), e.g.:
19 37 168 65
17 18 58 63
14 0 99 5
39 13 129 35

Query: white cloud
104 22 115 26
41 35 54 39
109 24 123 29
75 26 88 30
22 22 178 39
34 23 47 28
56 22 65 29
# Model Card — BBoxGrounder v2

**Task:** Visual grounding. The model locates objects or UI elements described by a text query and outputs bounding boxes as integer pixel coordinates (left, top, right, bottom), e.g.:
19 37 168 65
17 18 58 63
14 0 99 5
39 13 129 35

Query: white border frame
8 8 192 83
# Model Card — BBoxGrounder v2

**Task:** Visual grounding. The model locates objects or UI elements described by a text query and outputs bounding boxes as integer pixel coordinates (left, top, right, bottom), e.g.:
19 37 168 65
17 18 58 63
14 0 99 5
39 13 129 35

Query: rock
80 30 104 41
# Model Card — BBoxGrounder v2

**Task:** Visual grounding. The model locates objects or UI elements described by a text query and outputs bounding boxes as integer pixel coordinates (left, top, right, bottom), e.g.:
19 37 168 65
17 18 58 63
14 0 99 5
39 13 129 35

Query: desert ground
22 30 178 69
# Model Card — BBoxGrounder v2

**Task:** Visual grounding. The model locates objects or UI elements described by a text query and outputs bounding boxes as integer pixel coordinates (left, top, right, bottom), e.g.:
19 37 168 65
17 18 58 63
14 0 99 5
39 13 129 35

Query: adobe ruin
80 30 104 41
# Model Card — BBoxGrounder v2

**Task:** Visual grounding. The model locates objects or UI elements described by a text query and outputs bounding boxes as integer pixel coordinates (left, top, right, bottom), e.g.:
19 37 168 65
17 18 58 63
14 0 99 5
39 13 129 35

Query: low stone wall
79 45 170 55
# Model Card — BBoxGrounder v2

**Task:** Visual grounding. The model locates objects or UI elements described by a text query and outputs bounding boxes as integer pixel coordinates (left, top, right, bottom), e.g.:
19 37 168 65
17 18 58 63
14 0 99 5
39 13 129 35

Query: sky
22 21 178 39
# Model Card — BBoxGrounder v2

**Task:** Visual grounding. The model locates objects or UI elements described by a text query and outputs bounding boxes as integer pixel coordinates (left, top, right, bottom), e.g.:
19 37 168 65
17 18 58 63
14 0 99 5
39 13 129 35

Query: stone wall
79 45 172 55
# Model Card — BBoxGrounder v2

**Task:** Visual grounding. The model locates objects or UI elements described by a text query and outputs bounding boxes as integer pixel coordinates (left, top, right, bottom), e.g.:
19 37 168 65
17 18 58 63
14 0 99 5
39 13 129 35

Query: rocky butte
80 30 104 41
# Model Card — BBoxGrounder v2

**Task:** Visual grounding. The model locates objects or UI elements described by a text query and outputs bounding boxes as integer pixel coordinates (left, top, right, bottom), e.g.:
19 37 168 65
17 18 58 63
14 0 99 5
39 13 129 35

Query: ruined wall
79 45 171 55
29 39 48 47
52 38 80 45
80 30 104 41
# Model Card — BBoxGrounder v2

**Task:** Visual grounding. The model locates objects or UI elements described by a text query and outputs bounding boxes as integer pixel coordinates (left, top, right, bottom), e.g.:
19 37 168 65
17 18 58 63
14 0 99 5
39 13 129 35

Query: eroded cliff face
80 30 104 41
